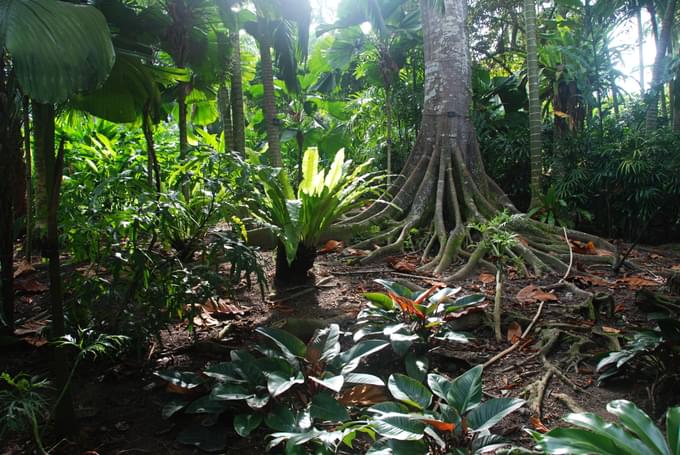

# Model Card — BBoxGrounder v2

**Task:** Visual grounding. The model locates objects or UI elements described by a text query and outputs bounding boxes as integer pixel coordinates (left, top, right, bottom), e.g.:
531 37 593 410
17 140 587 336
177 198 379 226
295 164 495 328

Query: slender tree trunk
258 24 283 168
525 0 542 209
33 102 76 437
231 30 246 155
0 57 21 334
23 97 33 259
217 31 234 152
178 83 189 158
385 84 393 185
638 5 645 90
142 111 161 196
645 0 677 132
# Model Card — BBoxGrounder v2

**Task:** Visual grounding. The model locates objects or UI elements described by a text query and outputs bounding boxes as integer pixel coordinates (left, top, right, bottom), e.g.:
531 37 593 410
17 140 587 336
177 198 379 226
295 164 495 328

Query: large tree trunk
524 0 542 209
230 30 246 155
340 0 615 282
217 31 233 153
637 4 645 90
645 0 676 132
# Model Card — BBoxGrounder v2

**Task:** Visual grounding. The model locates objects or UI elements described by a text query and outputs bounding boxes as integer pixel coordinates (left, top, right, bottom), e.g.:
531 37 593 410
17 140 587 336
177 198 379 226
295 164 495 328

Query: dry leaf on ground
615 276 659 289
574 275 611 287
13 260 35 278
14 278 48 293
507 321 522 343
516 285 558 304
530 416 550 433
388 256 418 273
318 240 343 254
479 272 495 284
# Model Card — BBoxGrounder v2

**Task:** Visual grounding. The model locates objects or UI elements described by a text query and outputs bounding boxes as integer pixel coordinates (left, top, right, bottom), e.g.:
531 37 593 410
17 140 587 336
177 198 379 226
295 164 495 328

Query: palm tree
246 0 310 179
524 0 542 209
645 0 677 132
0 0 115 436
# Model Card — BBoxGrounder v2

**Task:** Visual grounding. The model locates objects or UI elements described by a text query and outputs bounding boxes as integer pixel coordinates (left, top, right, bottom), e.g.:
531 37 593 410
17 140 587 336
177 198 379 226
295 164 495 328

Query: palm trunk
33 102 76 436
231 30 246 155
258 23 283 168
217 31 233 153
645 0 676 133
385 84 393 185
178 82 189 158
142 111 161 196
637 5 645 90
525 0 542 209
23 97 33 259
0 58 21 334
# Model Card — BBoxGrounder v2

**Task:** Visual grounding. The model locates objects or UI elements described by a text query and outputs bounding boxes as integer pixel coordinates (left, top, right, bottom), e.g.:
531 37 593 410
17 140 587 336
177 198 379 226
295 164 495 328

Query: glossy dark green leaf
387 374 432 410
466 398 524 432
185 395 230 414
446 365 483 413
210 383 252 401
667 406 680 455
364 292 395 310
606 400 670 455
310 392 350 422
372 413 426 441
405 352 429 382
234 412 263 437
154 370 205 390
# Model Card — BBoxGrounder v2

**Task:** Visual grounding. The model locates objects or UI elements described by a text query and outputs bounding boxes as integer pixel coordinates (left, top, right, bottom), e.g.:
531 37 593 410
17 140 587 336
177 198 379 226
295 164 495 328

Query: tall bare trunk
258 23 283 167
645 0 676 132
23 97 33 259
525 0 542 209
638 5 645 90
231 30 246 155
217 31 233 152
33 102 76 436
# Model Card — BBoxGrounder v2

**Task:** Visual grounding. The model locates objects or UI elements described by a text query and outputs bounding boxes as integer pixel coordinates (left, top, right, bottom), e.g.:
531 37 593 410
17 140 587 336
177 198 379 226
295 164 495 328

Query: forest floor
3 239 680 454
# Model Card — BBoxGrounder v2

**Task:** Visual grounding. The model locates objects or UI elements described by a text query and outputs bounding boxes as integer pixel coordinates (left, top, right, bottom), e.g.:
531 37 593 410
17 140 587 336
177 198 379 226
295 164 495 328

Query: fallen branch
553 392 584 413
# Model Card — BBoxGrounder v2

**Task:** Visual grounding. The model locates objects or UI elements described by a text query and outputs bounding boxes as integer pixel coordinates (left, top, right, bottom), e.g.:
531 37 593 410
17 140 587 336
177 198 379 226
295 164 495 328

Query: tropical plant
355 279 486 381
251 146 383 282
366 365 525 454
596 314 680 384
0 372 51 454
531 399 680 455
157 323 390 452
470 212 520 342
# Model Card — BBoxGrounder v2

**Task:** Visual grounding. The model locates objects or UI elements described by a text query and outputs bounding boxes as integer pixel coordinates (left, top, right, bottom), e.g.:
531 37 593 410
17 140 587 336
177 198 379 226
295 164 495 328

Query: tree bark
217 31 233 153
340 0 616 281
525 0 542 209
33 102 76 436
637 4 645 90
645 0 676 132
0 57 21 334
230 30 246 155
258 20 283 168
23 97 33 259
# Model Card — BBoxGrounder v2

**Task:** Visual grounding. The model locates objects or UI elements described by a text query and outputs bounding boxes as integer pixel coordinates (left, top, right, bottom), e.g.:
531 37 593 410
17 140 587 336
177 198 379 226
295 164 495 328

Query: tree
524 0 542 209
645 0 677 132
341 0 615 281
0 0 115 436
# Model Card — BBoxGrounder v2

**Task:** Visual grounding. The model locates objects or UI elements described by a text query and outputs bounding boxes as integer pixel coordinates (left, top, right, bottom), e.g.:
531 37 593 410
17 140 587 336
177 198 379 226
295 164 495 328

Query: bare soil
2 242 679 454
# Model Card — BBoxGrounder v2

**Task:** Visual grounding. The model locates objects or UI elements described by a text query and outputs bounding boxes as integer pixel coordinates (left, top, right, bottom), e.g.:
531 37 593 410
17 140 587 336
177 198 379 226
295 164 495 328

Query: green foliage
251 146 383 265
58 119 265 345
0 372 51 452
530 400 680 455
596 314 680 384
356 279 485 380
160 323 389 453
366 366 524 453
470 211 519 264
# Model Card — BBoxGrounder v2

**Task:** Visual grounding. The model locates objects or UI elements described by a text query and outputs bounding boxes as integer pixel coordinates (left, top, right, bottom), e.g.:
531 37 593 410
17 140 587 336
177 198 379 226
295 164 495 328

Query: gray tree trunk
258 21 283 168
525 0 542 209
645 0 676 132
231 30 247 155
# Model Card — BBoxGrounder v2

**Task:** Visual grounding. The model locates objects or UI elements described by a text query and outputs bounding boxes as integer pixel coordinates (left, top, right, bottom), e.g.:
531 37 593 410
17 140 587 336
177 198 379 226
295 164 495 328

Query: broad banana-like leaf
0 0 115 103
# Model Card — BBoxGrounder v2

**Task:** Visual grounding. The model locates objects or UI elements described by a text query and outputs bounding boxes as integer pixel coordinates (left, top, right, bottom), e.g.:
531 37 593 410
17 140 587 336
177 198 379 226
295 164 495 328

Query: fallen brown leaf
14 319 49 336
573 275 611 287
615 276 659 289
422 419 455 432
507 321 522 343
601 326 621 334
479 272 495 284
531 416 550 433
318 240 343 254
13 260 35 278
516 285 558 304
338 385 388 406
14 278 48 293
388 256 418 273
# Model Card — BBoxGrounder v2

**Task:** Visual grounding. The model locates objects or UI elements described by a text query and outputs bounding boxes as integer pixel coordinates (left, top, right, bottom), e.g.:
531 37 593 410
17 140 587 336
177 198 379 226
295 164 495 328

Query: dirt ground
2 241 680 454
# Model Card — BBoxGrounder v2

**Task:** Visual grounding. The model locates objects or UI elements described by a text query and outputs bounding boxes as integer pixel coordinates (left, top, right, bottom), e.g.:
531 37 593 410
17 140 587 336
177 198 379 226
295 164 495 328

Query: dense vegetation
2 0 680 453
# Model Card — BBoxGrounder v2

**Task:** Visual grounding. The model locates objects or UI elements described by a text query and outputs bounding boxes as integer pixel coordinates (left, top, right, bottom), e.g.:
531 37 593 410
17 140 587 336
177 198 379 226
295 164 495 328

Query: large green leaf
256 326 307 362
427 373 451 401
310 392 350 422
306 324 341 364
154 370 205 390
466 398 524 432
606 400 670 455
387 374 432 410
446 365 483 414
530 427 632 455
185 395 229 414
667 406 680 455
372 413 426 441
1 0 115 103
337 339 389 374
234 413 263 437
210 383 252 401
405 352 429 383
563 411 653 455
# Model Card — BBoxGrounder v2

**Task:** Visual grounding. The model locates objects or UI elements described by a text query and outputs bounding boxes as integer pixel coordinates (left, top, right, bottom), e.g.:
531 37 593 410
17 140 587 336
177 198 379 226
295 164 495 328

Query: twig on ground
483 300 546 368
553 392 584 413
559 227 573 283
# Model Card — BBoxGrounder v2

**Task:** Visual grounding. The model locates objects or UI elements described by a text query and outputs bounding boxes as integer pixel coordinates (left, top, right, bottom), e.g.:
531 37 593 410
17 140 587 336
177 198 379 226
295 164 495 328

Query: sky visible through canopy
311 0 656 95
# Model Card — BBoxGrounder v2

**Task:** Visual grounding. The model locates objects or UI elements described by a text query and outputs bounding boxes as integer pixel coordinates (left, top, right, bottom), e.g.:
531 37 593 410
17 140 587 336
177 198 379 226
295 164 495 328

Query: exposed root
553 392 585 413
523 369 553 418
